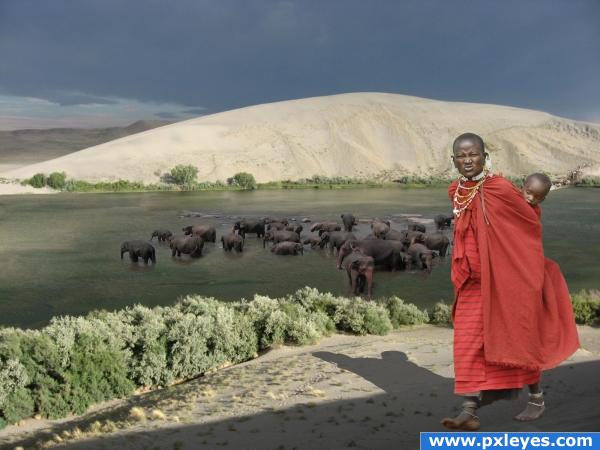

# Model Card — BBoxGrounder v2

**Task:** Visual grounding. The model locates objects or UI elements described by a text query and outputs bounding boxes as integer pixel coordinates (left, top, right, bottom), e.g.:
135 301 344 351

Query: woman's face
452 139 487 179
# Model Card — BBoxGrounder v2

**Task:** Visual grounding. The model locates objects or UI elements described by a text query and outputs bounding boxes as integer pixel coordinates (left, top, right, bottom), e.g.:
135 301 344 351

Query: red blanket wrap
449 175 579 375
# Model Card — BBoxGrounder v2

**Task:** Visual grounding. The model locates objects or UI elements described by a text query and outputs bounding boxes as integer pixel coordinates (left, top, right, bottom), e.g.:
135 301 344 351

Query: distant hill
0 120 172 172
2 93 599 183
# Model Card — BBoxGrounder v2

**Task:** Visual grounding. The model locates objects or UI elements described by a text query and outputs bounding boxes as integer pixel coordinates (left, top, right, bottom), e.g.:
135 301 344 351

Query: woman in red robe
441 133 579 431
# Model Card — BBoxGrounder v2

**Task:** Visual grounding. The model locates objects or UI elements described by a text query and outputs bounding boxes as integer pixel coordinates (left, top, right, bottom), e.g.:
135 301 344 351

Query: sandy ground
2 93 599 185
2 325 599 450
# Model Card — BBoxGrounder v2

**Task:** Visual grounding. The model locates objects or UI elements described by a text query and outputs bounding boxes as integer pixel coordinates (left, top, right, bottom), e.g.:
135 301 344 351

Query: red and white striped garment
453 220 540 395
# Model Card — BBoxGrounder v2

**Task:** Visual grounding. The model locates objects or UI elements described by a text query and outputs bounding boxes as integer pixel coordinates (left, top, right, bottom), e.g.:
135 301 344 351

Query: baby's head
523 173 552 206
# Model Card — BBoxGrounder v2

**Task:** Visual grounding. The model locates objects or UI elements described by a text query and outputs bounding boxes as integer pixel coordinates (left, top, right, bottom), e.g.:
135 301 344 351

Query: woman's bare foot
441 403 480 431
514 392 545 421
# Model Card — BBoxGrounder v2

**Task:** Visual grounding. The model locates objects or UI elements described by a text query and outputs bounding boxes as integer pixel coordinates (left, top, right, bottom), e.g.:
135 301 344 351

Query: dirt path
2 325 599 450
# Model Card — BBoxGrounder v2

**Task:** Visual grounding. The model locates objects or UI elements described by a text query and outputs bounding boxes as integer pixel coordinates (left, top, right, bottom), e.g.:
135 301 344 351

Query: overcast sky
0 0 599 129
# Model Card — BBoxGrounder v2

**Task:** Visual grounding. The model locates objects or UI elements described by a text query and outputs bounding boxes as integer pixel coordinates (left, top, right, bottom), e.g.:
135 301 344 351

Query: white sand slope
2 92 600 183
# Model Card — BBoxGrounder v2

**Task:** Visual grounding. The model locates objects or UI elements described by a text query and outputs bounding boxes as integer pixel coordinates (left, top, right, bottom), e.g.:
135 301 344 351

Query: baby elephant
121 240 156 264
271 242 304 255
150 229 173 242
303 236 321 248
221 232 244 252
341 251 374 299
170 235 204 257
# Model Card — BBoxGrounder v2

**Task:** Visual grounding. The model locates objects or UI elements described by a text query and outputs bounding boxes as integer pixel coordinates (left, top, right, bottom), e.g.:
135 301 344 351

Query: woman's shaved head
452 133 485 155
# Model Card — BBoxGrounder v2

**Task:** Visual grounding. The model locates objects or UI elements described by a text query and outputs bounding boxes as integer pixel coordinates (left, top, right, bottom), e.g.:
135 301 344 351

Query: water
0 187 598 329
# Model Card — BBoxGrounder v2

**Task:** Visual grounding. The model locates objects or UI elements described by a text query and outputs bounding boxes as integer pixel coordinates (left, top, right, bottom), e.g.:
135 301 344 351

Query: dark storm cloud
155 111 180 119
182 108 208 115
0 0 599 120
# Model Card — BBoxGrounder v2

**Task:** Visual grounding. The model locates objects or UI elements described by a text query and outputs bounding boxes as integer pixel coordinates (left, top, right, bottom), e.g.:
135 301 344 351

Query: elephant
337 239 406 272
170 235 204 257
434 213 454 231
363 233 378 240
150 229 173 242
381 229 405 241
423 232 450 257
310 221 342 236
319 231 357 253
182 224 217 242
371 219 391 239
264 217 289 226
266 221 288 231
263 230 301 248
341 250 375 299
233 219 266 238
408 223 427 233
121 240 156 264
221 232 244 252
407 242 436 273
398 230 425 250
340 213 357 232
285 224 303 235
271 241 304 255
303 236 321 248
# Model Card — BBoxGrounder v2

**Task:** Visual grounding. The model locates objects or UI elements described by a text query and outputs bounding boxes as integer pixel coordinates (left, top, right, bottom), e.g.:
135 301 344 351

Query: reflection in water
0 187 597 328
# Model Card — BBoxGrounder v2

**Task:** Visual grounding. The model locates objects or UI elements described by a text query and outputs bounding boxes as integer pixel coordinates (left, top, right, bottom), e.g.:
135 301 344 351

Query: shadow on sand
3 352 599 450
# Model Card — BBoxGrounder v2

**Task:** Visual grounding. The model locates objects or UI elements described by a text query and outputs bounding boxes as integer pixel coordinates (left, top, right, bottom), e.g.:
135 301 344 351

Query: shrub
47 172 67 190
227 172 257 190
333 298 392 335
170 164 198 185
28 173 47 188
571 290 600 326
384 296 429 328
428 302 453 326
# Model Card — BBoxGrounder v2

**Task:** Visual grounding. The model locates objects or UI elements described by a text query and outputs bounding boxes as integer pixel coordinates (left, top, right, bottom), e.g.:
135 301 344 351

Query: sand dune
2 93 599 183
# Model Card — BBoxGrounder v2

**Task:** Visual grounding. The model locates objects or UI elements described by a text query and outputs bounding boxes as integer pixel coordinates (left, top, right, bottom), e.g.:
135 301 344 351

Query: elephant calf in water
271 242 304 255
406 243 437 273
341 250 375 299
221 232 244 252
319 231 357 253
150 229 173 242
121 240 156 264
170 235 204 257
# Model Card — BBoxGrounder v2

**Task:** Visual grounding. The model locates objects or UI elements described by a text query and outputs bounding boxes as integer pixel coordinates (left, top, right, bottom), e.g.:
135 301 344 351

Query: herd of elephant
119 211 454 299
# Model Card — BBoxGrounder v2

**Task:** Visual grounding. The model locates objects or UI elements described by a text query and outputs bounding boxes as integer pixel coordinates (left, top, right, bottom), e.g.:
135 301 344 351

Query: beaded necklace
452 170 490 218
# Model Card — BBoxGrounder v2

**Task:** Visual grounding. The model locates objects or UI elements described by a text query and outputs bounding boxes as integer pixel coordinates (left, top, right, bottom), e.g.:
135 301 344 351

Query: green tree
227 172 257 190
170 165 198 186
47 172 67 190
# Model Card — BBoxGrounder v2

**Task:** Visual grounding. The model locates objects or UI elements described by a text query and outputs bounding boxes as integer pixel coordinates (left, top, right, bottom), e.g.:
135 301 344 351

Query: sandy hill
0 120 172 172
2 93 599 183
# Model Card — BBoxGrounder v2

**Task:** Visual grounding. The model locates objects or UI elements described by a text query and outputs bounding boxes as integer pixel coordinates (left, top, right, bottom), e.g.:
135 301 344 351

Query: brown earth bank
0 120 172 173
2 93 600 185
2 325 599 450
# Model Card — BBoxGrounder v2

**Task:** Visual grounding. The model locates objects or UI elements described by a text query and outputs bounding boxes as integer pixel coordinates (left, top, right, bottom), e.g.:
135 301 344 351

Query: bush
428 302 453 326
170 164 198 185
28 173 47 188
571 290 600 326
333 297 392 335
47 172 67 190
227 172 257 190
384 296 429 328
